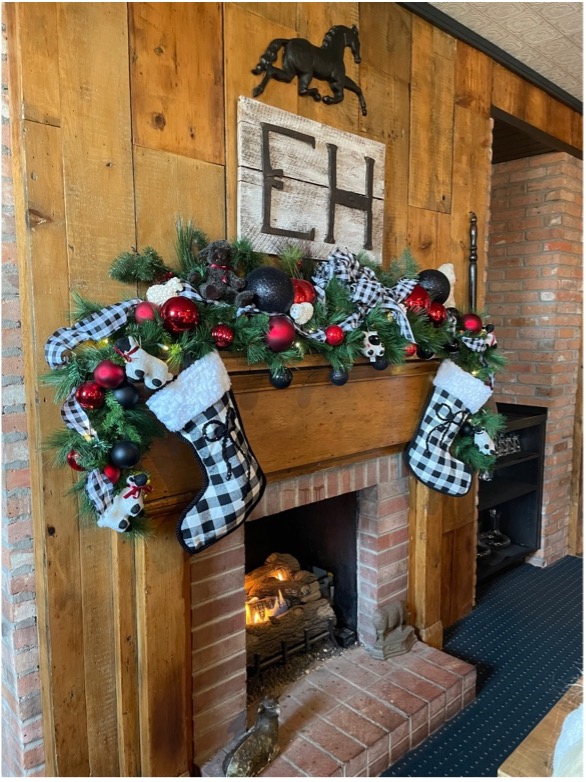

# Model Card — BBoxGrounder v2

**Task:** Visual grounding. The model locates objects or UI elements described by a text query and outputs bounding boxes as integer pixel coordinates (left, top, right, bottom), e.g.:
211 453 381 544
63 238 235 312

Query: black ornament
446 307 460 319
112 383 140 409
269 367 293 389
372 357 389 371
418 269 451 304
485 323 495 333
251 26 367 116
330 367 349 386
460 420 475 438
110 440 141 469
416 346 435 360
446 340 460 354
245 267 295 313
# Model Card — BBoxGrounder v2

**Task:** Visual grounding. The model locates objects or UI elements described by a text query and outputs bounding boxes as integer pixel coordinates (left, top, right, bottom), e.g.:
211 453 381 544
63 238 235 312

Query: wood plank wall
7 2 582 775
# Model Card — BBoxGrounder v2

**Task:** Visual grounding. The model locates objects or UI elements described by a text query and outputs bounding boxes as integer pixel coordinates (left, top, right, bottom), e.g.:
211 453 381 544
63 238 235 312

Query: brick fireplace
191 452 476 775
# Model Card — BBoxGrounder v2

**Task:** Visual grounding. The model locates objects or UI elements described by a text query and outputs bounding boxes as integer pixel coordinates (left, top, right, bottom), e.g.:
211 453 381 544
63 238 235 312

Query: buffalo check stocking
146 351 266 554
407 359 493 496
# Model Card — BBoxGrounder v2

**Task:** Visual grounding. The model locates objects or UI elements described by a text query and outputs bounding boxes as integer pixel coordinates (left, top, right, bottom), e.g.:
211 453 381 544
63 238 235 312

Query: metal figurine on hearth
251 25 368 115
368 601 416 660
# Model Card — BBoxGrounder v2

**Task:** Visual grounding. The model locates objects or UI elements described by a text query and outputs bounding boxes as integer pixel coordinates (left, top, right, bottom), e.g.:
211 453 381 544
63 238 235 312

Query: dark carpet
384 555 583 777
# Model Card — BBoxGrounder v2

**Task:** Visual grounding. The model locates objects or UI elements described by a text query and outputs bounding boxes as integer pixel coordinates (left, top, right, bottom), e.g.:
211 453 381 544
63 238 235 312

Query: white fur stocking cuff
433 359 492 414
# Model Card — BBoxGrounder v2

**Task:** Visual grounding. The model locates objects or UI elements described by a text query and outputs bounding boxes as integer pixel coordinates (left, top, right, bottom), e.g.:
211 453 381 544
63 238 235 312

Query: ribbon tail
86 469 114 515
381 299 415 342
61 390 98 438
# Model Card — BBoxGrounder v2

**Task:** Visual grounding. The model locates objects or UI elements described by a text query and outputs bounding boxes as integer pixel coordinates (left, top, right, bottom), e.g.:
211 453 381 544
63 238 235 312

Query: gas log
245 553 336 666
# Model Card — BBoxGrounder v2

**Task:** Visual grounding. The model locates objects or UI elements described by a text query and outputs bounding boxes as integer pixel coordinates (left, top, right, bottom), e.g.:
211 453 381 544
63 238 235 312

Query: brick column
1 16 45 777
486 152 582 565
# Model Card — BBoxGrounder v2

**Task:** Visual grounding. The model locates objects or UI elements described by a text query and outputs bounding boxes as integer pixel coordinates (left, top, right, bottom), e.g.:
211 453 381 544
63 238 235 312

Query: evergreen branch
175 218 208 277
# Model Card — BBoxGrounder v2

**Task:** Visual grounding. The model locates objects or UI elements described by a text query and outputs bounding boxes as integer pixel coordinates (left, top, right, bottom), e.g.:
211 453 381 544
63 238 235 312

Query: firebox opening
245 492 358 636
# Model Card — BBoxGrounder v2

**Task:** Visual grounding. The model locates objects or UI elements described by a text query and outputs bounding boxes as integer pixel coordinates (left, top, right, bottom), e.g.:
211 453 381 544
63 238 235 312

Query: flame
245 590 287 626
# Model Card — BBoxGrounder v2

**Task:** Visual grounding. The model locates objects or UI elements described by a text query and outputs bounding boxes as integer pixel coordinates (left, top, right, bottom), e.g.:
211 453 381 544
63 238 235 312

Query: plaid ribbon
301 249 417 342
175 280 204 303
61 389 98 438
86 469 114 515
462 334 489 353
45 298 142 369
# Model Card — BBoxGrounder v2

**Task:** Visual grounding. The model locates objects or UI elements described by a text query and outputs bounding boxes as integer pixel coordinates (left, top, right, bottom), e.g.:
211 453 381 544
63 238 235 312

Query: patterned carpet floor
384 555 583 777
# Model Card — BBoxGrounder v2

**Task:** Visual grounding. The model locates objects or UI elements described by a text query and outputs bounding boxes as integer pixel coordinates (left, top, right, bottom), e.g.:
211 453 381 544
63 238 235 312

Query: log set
245 553 336 666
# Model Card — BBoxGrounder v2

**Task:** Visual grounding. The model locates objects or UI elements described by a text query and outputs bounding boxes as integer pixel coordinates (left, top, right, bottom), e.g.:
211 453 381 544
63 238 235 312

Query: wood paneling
7 1 583 775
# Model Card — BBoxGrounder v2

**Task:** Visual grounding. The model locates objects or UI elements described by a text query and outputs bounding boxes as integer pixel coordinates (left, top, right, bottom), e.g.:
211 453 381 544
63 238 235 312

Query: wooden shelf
478 480 537 511
477 543 534 581
494 451 539 470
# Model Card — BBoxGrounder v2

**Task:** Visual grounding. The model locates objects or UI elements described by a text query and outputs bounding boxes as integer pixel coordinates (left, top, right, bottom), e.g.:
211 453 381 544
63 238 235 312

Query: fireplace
191 453 476 775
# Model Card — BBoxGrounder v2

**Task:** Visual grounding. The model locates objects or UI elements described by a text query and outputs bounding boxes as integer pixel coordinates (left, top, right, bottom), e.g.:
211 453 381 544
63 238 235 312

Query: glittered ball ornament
93 359 125 389
245 267 295 313
461 313 483 333
292 278 317 304
103 463 121 484
427 301 447 327
134 301 159 324
325 325 345 346
66 449 86 472
266 315 296 352
404 284 431 312
418 269 451 304
112 383 140 409
270 367 293 389
211 324 235 349
160 296 199 334
75 381 105 410
404 343 417 357
330 367 349 386
110 440 141 469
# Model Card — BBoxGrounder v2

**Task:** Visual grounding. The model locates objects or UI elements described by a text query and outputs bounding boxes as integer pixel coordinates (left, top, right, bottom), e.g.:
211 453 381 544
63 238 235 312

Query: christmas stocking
407 359 493 496
146 351 266 554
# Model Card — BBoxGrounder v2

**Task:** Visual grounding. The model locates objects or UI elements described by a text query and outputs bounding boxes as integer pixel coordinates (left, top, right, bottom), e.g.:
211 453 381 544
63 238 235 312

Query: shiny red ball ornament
211 323 234 349
325 325 345 346
404 284 432 312
66 449 86 472
404 343 417 357
103 463 121 484
160 296 199 334
292 278 317 305
93 359 125 389
461 312 483 333
266 315 296 352
134 301 159 324
75 381 105 410
427 301 447 327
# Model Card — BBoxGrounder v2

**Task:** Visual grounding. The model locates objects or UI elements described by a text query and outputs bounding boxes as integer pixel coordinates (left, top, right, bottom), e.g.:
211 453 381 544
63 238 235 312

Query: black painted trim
398 2 583 114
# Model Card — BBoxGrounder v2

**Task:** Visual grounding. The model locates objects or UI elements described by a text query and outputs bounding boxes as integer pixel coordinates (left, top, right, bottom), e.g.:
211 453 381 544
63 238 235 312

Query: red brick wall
1 17 45 777
486 152 582 565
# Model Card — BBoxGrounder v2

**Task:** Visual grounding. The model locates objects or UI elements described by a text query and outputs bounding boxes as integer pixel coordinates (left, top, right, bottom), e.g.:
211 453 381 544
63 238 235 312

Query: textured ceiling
429 2 583 102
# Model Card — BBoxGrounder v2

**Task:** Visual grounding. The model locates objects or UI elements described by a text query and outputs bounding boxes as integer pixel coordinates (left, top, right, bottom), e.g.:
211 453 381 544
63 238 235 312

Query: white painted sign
237 97 386 262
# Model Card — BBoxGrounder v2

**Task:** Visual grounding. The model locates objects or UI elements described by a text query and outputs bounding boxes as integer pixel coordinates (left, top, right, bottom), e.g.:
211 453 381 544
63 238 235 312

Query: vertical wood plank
129 2 224 165
409 17 455 214
235 2 298 28
57 3 136 774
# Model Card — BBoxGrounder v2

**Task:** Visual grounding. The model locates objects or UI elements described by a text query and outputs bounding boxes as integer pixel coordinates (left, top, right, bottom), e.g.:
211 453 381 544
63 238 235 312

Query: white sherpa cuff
146 351 231 432
433 359 492 414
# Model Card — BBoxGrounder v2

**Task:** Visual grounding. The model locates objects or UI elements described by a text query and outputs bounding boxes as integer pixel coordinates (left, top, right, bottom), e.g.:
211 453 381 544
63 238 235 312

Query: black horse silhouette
251 25 367 116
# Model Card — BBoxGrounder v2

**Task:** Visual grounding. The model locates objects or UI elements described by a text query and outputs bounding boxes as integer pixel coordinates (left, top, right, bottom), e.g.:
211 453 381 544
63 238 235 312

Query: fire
271 569 287 581
245 590 287 625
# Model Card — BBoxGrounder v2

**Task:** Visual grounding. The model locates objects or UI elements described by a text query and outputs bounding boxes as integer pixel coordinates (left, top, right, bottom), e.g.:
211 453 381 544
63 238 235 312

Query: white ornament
361 330 385 362
97 473 150 533
474 429 496 456
290 302 314 325
438 263 456 308
115 335 174 390
146 276 184 306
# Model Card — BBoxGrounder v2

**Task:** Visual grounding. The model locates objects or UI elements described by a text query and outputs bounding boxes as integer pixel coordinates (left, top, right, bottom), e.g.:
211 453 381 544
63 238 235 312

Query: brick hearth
191 453 476 773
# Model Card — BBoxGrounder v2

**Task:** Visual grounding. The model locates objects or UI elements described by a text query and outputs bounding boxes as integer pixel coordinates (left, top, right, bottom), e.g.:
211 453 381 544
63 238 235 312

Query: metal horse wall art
251 25 367 116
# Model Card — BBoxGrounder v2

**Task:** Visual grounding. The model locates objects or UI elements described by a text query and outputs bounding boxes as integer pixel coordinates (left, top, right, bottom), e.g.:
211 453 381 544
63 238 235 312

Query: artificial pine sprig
278 245 304 277
70 291 107 321
175 218 209 278
110 246 173 284
387 247 420 287
231 236 265 276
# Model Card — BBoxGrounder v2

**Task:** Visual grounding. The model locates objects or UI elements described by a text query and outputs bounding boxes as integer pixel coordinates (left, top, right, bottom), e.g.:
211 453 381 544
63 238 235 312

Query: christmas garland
43 219 506 535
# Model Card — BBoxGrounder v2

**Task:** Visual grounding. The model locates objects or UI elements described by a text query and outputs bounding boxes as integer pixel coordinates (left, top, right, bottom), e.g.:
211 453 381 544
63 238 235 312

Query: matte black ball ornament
416 346 435 360
460 420 475 438
110 440 141 469
330 367 349 386
269 367 293 389
245 267 295 313
112 383 140 409
372 357 389 371
418 269 451 304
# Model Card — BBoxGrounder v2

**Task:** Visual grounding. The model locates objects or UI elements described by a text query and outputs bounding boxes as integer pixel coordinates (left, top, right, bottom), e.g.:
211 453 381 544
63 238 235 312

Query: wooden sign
237 98 385 261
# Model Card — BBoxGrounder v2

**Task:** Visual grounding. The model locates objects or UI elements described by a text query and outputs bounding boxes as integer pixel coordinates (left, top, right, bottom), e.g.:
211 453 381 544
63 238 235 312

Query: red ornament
427 301 447 326
292 278 317 304
103 463 121 484
461 313 483 333
404 284 432 312
211 324 234 348
325 325 345 346
160 296 199 334
404 343 417 357
134 301 159 324
266 315 296 352
75 381 105 410
93 359 125 389
66 449 86 472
